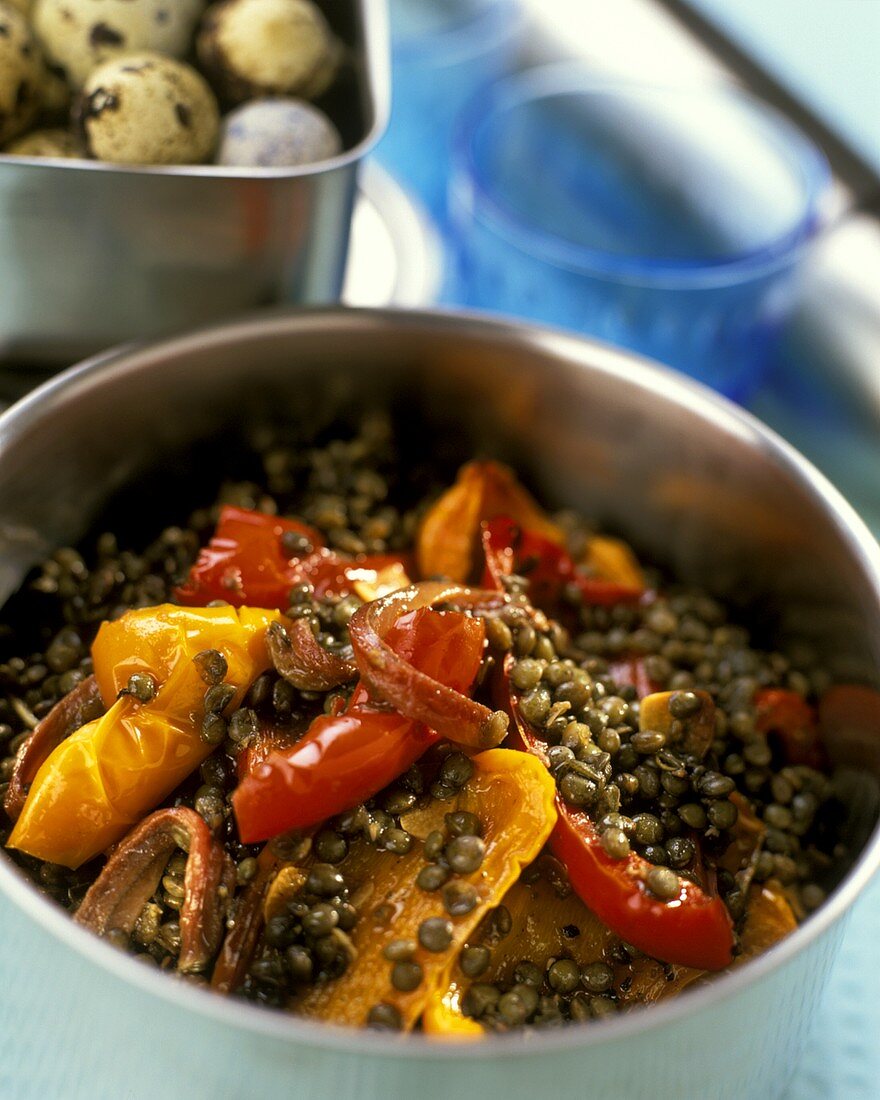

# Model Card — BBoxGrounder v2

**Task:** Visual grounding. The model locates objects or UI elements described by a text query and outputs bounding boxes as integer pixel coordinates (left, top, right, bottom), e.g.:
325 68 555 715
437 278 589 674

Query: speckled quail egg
4 126 83 157
216 97 341 167
32 0 206 86
0 1 42 145
197 0 342 106
74 52 219 165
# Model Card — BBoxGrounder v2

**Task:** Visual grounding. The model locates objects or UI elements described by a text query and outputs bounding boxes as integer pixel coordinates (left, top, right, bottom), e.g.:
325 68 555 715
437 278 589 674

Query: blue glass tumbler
448 66 831 399
376 0 522 226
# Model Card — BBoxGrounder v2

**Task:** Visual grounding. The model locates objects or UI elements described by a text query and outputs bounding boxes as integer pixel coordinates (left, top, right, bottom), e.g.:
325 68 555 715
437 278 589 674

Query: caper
124 673 156 704
200 711 227 745
193 649 228 686
204 682 236 714
440 753 475 789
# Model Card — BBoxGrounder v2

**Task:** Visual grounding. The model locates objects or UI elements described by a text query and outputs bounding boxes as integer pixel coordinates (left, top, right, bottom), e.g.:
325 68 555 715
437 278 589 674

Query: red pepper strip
75 807 235 973
481 517 643 612
348 582 508 749
502 657 734 971
607 657 659 700
4 675 105 822
233 607 486 844
754 689 827 769
175 505 410 608
175 506 324 607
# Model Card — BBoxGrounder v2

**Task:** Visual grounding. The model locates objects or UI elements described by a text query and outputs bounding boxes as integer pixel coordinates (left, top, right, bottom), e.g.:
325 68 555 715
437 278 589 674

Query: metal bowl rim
0 304 878 1058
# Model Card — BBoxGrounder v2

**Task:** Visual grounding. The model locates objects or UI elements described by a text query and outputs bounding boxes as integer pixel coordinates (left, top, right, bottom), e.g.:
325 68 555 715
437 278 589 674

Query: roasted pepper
754 688 826 769
424 856 614 1036
481 516 644 613
503 658 734 971
288 749 557 1030
233 607 487 843
176 505 409 608
8 604 279 868
416 460 565 583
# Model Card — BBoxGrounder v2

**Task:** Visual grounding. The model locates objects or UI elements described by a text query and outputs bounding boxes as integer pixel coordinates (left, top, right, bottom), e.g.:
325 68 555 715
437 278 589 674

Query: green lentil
382 939 416 963
460 945 491 979
314 831 348 864
419 917 453 953
548 958 580 994
367 1003 403 1030
391 960 423 992
646 866 680 900
445 811 482 838
600 827 630 859
381 828 414 855
416 864 450 892
443 881 479 917
445 835 485 875
580 961 614 994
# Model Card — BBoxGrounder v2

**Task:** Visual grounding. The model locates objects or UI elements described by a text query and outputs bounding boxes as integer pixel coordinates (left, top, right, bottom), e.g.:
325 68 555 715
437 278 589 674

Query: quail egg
216 97 341 167
5 126 82 157
0 1 42 145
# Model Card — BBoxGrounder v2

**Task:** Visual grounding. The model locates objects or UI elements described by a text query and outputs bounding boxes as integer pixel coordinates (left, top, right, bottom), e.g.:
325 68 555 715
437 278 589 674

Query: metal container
0 2 389 368
0 308 878 1099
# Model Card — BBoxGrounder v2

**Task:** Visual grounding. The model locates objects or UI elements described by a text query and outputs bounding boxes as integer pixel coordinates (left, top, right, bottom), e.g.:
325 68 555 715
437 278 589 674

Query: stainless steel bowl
0 1 389 368
0 307 878 1099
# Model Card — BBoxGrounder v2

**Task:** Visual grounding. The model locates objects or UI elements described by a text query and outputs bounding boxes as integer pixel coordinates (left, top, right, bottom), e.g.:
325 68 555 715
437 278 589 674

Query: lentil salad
0 414 845 1034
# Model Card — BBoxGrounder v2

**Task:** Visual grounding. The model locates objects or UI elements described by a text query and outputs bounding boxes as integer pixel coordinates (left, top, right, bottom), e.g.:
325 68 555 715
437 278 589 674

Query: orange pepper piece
416 461 564 582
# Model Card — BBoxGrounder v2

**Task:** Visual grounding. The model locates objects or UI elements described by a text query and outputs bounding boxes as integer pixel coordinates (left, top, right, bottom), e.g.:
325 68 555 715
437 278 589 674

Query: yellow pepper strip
424 856 614 1036
290 749 556 1031
582 536 645 589
416 461 565 583
8 605 279 868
